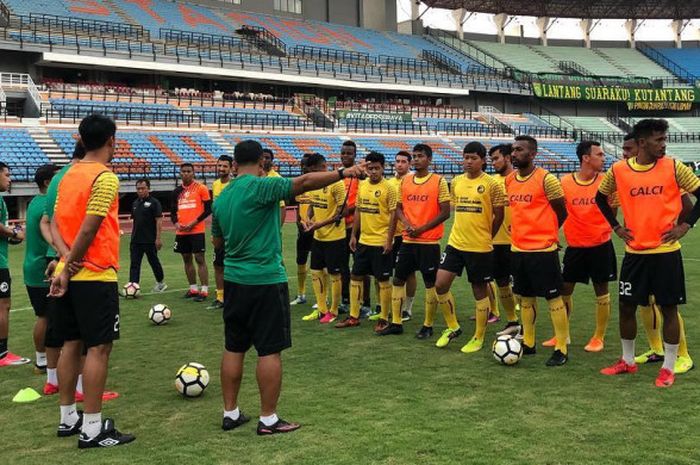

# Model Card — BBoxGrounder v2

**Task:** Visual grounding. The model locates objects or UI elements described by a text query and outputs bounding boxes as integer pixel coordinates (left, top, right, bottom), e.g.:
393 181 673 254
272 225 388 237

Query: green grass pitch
1 222 699 465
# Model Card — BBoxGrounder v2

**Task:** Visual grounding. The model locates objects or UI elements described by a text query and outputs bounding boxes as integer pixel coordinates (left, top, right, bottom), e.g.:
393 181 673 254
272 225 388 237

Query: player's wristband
338 168 345 180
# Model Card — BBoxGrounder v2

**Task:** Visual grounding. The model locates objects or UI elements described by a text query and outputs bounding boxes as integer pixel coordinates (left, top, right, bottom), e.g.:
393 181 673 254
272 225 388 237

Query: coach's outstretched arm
290 162 367 197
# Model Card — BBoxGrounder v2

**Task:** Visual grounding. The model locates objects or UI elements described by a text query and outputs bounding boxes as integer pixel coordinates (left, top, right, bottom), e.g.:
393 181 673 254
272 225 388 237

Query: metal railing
290 44 370 65
44 107 202 127
339 120 429 134
421 49 462 74
637 43 698 86
237 24 287 55
13 13 146 40
158 28 247 50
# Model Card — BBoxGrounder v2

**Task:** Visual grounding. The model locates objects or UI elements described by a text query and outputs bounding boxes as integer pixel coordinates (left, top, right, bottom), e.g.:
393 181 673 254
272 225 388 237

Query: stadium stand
0 128 51 179
652 48 700 81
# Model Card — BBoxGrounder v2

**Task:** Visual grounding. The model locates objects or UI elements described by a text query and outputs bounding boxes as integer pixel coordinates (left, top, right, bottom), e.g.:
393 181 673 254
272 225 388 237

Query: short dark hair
235 140 264 166
300 153 313 168
489 143 512 157
633 119 669 139
576 140 601 163
623 133 636 142
78 114 116 152
365 151 385 166
463 141 487 159
136 178 150 188
72 140 86 160
396 150 412 162
262 148 274 161
0 162 9 172
34 164 58 189
218 155 233 165
413 143 432 158
342 140 357 153
180 163 194 171
515 135 537 151
306 152 326 168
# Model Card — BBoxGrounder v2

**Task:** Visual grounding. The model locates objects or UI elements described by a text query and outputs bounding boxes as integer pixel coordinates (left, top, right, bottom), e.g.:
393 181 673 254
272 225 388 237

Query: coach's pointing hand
342 162 368 179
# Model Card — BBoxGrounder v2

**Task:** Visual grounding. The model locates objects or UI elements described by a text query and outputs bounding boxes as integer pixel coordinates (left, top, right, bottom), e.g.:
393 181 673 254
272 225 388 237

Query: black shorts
54 281 120 348
214 246 225 267
392 235 403 264
619 251 686 306
310 238 347 274
44 297 63 349
493 244 512 282
223 281 291 357
352 244 393 281
439 246 494 284
174 233 206 254
511 251 562 299
27 285 49 317
562 241 617 284
296 230 313 265
394 242 440 285
0 268 11 299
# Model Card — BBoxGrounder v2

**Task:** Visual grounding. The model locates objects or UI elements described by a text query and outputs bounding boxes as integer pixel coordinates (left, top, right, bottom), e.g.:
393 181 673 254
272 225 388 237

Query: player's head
72 140 86 160
262 148 274 172
34 164 59 192
412 143 432 172
180 162 195 184
234 140 265 176
489 143 512 175
217 155 233 178
0 162 10 192
576 140 605 172
78 113 116 163
395 151 411 176
632 119 668 160
365 151 385 182
462 141 486 175
305 153 326 173
622 133 638 160
341 140 357 168
512 135 537 170
300 153 312 174
135 178 151 198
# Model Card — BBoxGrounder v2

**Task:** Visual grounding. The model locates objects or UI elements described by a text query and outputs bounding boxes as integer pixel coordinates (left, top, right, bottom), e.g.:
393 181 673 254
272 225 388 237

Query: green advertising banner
336 110 413 122
532 81 698 111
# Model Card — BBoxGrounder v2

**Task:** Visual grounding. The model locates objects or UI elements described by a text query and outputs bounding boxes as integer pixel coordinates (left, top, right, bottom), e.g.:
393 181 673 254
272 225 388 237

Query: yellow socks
330 274 342 316
548 296 569 355
487 281 499 317
297 263 307 297
498 285 518 323
437 291 460 330
679 312 689 358
378 281 392 321
216 289 224 303
594 293 610 341
521 297 537 348
423 287 437 327
640 304 664 353
350 280 363 319
311 269 329 313
474 297 490 340
391 285 406 325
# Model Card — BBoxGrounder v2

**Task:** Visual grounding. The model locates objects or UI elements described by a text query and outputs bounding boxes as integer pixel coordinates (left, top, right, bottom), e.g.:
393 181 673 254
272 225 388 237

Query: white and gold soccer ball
148 304 171 326
492 335 523 366
122 282 141 298
175 362 210 398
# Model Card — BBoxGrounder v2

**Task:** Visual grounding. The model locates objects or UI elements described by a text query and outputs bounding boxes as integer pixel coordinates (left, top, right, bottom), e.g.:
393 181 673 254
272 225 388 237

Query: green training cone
12 387 41 403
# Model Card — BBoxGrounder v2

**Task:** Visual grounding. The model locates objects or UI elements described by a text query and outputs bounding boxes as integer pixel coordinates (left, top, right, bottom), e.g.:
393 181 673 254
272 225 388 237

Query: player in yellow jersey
263 148 286 226
434 142 505 353
335 152 396 330
302 153 348 324
210 155 233 309
291 154 313 305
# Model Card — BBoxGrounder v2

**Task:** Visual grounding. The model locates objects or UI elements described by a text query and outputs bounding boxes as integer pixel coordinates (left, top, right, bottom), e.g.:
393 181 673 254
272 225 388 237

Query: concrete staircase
207 131 234 156
23 119 68 163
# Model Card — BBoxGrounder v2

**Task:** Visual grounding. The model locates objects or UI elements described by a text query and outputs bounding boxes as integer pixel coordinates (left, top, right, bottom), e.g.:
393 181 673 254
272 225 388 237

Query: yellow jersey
492 173 511 245
448 172 507 253
357 179 398 247
296 192 311 220
212 178 230 200
309 180 346 242
388 176 405 236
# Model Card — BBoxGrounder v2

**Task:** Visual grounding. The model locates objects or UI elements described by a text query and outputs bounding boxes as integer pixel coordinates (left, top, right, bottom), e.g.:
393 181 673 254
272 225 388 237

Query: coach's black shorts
619 251 686 306
213 246 225 267
563 241 617 284
394 242 440 285
223 281 291 357
493 244 512 282
310 238 347 274
352 244 393 281
0 268 11 299
54 281 120 348
174 233 206 254
511 250 562 299
439 245 494 284
296 230 314 265
392 235 403 264
27 285 50 317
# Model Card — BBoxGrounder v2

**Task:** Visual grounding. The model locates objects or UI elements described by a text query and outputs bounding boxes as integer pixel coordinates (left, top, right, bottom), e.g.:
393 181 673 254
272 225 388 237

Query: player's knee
87 343 113 359
435 282 450 295
392 277 405 287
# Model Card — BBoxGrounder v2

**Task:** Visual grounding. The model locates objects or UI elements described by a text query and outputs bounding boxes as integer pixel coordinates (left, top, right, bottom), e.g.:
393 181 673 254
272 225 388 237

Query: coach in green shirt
212 140 366 435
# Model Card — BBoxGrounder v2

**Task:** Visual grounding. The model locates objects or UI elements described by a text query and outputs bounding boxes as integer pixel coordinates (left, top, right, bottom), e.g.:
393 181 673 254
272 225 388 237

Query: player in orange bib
378 144 450 337
553 141 617 353
597 119 700 387
505 135 570 367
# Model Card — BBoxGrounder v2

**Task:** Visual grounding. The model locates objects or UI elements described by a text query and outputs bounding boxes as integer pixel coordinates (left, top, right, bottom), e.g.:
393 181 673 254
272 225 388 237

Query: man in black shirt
130 178 166 292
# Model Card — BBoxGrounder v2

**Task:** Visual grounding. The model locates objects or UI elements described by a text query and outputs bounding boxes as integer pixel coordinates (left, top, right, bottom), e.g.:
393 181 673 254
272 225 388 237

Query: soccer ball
175 362 210 398
492 335 523 366
122 282 141 298
148 304 171 325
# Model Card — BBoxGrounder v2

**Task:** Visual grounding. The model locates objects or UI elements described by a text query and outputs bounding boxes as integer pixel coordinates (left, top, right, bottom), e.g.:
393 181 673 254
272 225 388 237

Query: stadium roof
421 1 700 19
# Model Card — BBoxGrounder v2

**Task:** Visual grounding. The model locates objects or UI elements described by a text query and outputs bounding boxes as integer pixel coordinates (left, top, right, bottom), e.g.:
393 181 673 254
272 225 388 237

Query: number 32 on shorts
619 281 632 296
